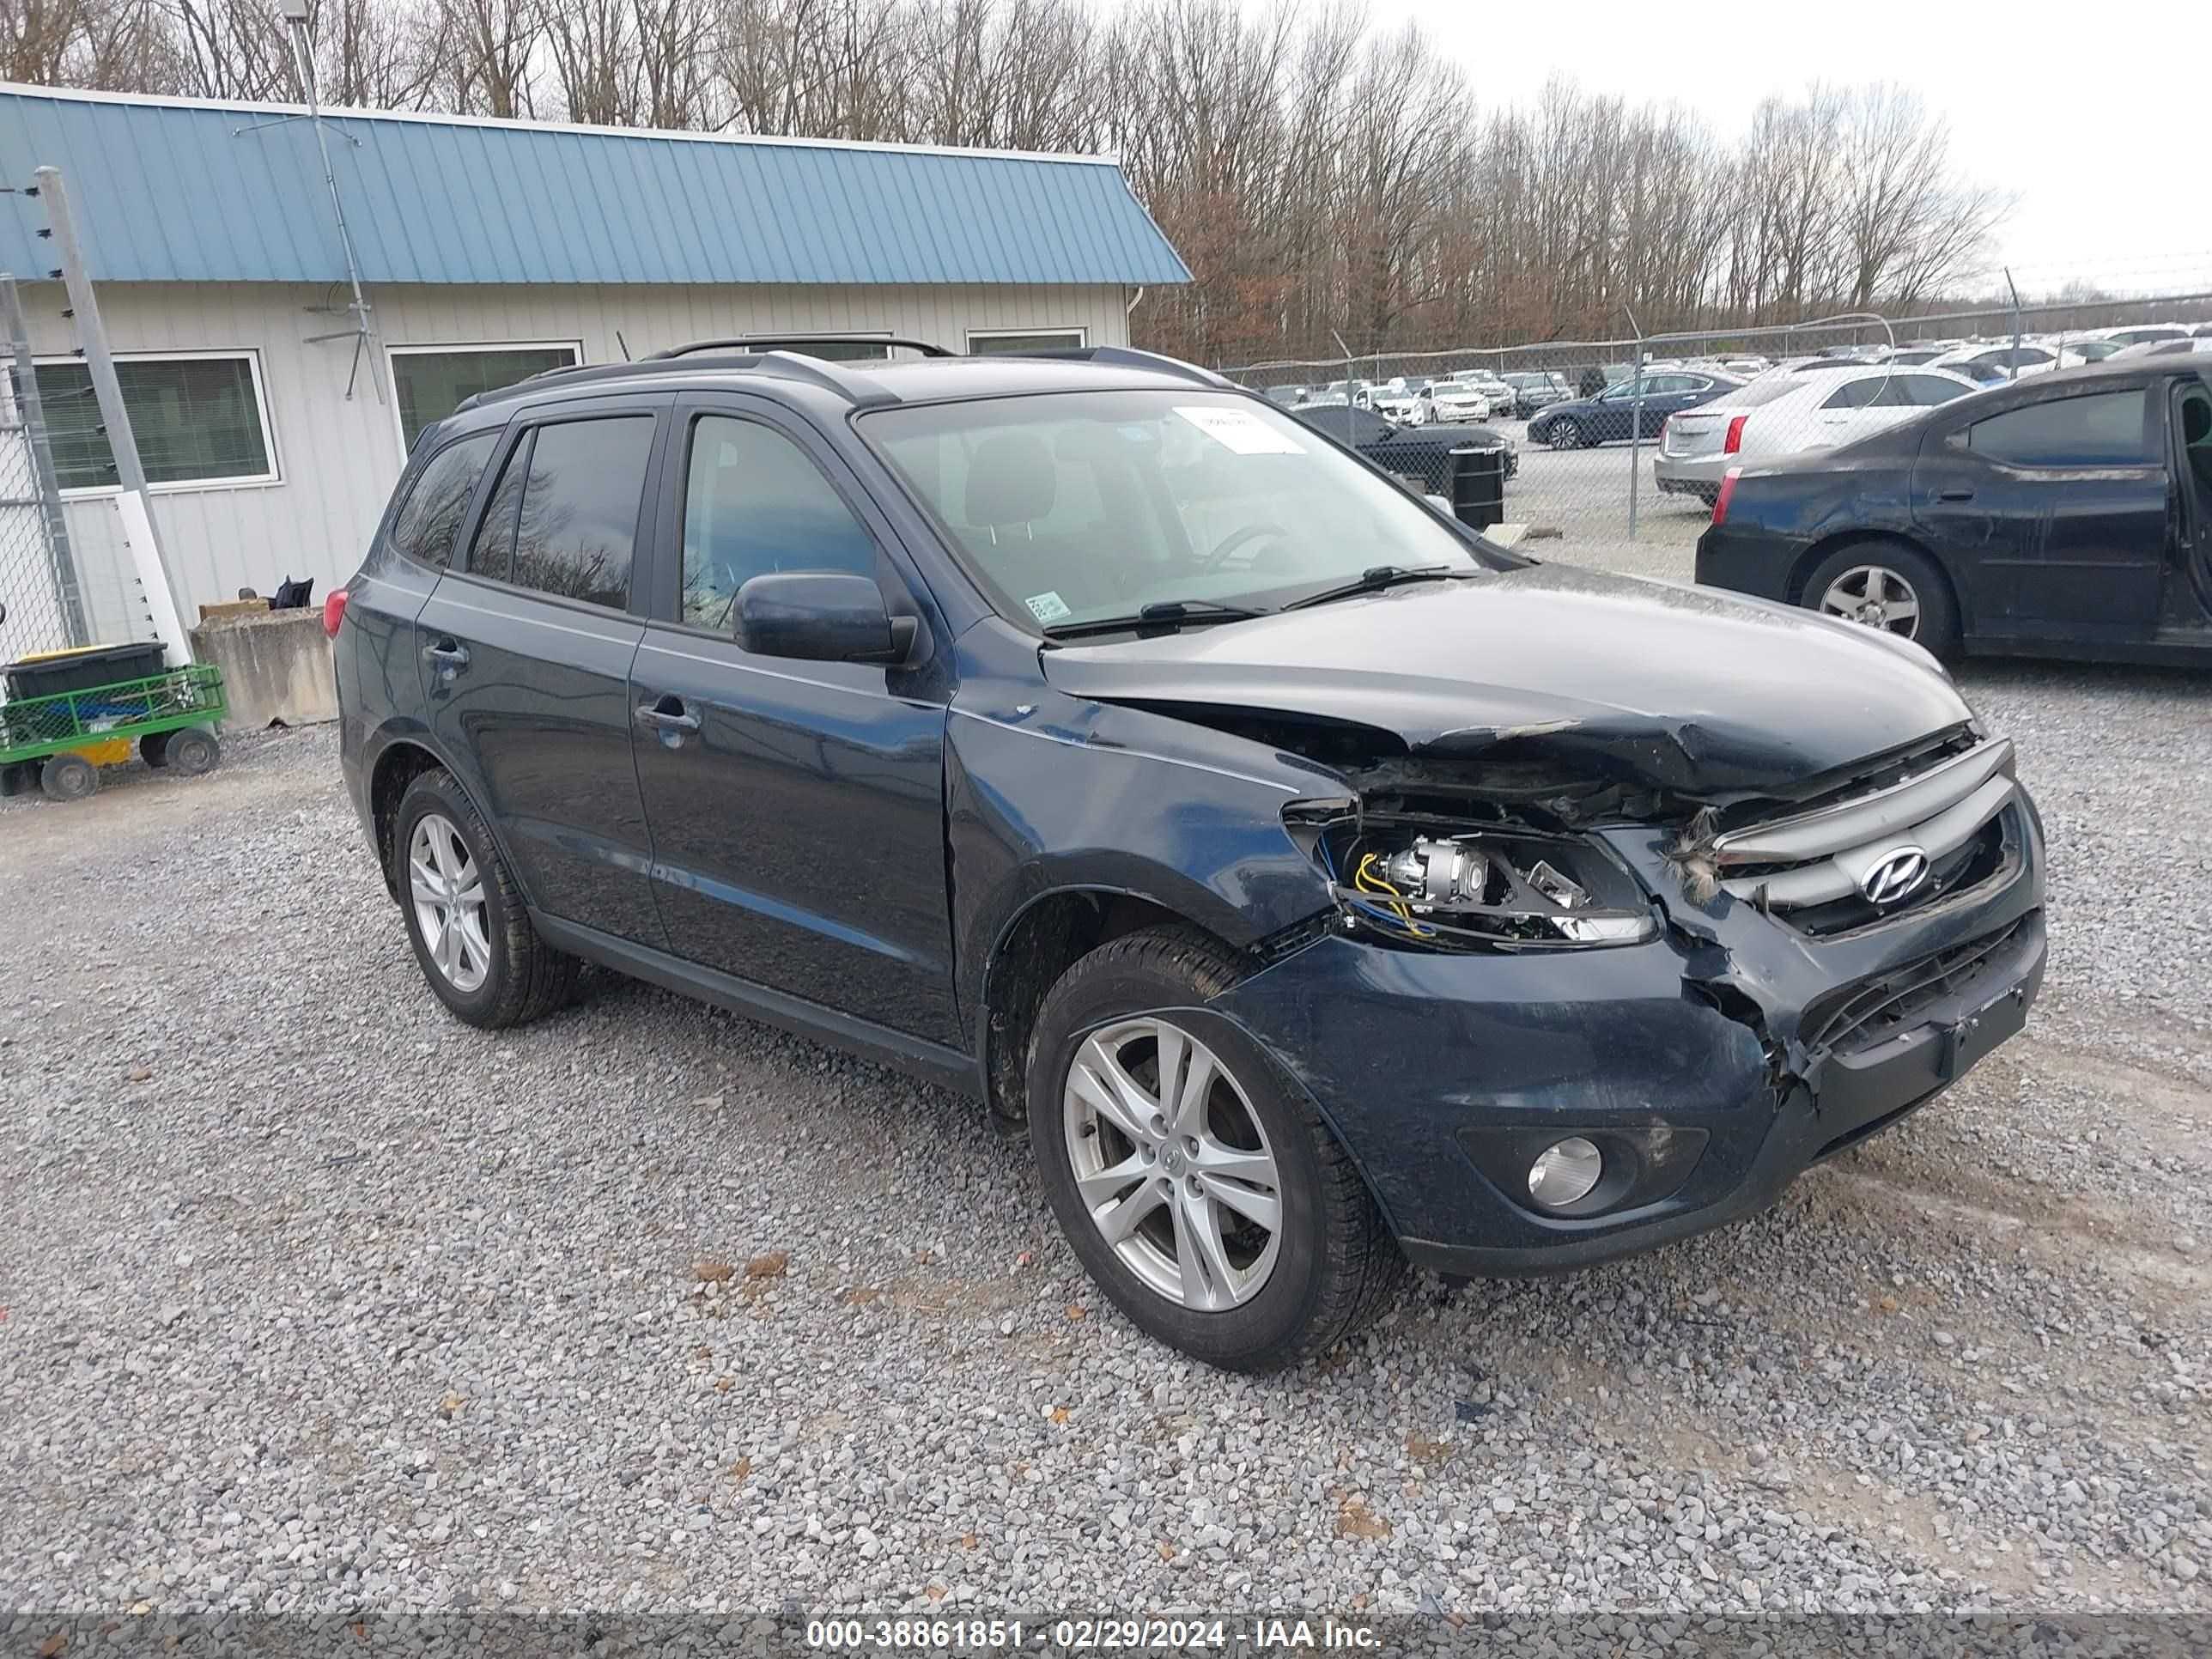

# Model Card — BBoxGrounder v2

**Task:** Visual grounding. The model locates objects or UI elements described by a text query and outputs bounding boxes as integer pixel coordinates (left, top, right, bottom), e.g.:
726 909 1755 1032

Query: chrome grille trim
1716 738 2015 912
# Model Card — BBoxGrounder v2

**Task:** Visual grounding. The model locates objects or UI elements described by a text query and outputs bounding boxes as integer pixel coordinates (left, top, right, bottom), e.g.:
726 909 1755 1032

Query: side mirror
734 572 919 665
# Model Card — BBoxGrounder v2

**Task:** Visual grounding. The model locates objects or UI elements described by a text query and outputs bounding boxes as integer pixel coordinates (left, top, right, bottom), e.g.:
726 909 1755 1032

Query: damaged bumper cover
1208 808 2046 1277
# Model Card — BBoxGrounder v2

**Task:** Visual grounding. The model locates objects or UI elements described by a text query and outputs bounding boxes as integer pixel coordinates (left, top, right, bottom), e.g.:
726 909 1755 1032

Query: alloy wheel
408 812 492 993
1818 563 1923 640
1551 419 1585 450
1061 1018 1282 1311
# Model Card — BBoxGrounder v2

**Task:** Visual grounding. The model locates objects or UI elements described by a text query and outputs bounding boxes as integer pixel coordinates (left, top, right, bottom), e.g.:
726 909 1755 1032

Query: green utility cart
0 643 228 802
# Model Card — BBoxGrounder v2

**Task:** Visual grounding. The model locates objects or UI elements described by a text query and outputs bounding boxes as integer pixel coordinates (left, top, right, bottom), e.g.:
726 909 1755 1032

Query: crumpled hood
1038 563 1974 796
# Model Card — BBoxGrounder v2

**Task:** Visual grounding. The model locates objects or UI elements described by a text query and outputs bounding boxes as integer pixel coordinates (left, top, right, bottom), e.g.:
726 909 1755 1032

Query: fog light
1528 1137 1603 1209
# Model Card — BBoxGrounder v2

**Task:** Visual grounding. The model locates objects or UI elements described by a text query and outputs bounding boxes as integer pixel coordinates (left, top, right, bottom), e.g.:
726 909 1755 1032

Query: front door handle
635 697 702 733
1937 488 1975 502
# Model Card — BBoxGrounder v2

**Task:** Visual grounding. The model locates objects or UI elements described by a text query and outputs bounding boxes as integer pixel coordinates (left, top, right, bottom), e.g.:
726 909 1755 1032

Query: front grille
1802 915 2035 1056
1712 738 2016 927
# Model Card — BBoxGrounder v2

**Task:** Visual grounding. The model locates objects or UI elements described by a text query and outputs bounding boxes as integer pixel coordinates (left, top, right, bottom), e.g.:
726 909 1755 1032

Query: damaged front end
1199 719 2047 1278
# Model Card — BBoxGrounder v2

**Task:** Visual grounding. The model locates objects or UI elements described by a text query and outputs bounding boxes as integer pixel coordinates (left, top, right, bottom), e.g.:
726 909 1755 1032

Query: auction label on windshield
1024 590 1073 623
1174 405 1305 454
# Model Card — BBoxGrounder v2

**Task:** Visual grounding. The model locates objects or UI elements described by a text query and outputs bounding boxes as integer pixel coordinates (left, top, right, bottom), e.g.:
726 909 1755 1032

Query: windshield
863 390 1483 631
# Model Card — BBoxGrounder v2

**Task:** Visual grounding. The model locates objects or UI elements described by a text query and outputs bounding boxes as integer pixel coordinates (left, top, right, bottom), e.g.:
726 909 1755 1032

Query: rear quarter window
1963 390 2152 466
388 433 496 569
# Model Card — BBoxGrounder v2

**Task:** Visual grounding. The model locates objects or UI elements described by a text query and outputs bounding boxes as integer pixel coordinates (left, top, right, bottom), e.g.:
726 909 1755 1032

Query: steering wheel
1201 520 1296 571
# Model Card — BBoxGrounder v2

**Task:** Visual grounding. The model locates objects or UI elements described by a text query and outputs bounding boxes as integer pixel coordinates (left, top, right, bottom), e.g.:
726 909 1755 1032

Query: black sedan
1526 369 1743 449
1697 357 2212 665
1289 403 1517 489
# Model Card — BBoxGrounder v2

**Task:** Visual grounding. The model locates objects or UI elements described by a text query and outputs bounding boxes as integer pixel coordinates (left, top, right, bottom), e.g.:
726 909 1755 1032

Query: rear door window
1964 390 2152 466
389 433 495 569
499 416 656 609
1823 379 1885 410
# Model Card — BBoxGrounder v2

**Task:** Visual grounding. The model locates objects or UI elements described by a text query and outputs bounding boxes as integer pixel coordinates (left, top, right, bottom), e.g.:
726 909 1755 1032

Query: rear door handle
635 698 702 733
422 641 470 673
1937 488 1975 502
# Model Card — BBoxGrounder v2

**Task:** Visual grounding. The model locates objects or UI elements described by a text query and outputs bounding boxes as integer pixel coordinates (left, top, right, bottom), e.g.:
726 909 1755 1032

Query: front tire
1027 927 1406 1371
1548 417 1587 450
1802 540 1960 659
393 769 579 1029
40 752 98 801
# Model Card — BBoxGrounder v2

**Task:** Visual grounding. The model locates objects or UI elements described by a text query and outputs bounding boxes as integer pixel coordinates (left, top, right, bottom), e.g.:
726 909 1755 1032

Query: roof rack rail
1014 345 1231 389
452 349 904 415
648 335 953 360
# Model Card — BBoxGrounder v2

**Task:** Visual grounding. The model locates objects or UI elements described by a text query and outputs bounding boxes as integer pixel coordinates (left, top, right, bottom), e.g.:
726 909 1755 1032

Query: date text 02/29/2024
804 1618 1382 1651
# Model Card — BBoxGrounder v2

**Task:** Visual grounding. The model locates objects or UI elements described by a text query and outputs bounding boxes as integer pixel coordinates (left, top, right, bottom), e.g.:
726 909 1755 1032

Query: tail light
1723 415 1748 455
322 587 349 638
1712 467 1741 525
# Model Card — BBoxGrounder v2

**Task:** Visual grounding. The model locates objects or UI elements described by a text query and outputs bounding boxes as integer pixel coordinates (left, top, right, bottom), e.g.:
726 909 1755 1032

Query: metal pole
0 271 89 647
284 9 377 397
2004 269 2024 384
37 164 195 661
1623 305 1646 542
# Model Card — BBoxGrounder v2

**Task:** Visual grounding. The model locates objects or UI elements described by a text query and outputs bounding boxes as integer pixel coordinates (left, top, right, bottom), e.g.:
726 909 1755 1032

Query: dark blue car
1528 369 1743 449
332 339 2045 1370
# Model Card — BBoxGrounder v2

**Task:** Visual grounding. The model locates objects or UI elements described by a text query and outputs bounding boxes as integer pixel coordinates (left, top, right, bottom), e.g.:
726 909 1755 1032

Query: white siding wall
22 281 1130 641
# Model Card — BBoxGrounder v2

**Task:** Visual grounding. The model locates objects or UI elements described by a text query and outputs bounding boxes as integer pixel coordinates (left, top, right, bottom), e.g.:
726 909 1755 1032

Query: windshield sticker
1174 405 1305 455
1024 591 1073 623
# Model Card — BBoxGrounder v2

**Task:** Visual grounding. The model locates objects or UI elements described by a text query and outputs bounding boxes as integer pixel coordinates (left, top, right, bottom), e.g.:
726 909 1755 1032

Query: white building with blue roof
0 83 1188 639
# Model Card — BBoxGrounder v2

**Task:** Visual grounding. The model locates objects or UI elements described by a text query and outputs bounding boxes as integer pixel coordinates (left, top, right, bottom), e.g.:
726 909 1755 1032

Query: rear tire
163 726 219 777
40 752 97 801
1802 540 1960 659
393 769 580 1029
1026 926 1406 1371
140 730 172 769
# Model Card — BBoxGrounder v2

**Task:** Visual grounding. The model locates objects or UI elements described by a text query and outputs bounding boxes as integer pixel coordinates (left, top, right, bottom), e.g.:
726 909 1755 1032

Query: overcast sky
1352 0 2203 298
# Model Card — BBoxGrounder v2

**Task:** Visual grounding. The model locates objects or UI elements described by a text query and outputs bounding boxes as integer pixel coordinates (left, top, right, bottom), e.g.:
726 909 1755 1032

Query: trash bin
2 641 169 702
1449 446 1506 531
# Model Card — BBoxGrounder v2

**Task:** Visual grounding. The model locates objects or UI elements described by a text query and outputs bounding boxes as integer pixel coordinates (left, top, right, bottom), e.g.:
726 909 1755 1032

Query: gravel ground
3 587 2209 1626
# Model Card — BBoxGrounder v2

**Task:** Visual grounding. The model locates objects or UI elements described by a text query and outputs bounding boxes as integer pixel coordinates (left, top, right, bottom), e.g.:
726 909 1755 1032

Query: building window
966 329 1088 356
36 353 276 492
390 343 582 452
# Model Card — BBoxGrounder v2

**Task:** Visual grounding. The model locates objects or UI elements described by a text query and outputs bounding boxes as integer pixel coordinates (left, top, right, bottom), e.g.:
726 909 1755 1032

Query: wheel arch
975 884 1247 1133
362 733 534 908
1785 527 1967 632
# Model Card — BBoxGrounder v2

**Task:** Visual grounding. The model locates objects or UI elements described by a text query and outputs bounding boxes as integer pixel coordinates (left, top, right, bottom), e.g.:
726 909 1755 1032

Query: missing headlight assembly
1286 802 1658 950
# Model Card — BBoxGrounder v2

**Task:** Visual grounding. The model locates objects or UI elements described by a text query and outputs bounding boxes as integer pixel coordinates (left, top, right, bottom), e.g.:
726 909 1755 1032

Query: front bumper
1212 812 2045 1276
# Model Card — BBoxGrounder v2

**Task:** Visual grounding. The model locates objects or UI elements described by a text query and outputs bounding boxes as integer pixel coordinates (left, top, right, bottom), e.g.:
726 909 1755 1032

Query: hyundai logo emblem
1861 845 1931 905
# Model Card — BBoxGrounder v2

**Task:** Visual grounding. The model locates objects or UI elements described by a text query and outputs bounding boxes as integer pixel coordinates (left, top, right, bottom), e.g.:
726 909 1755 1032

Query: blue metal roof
0 86 1189 288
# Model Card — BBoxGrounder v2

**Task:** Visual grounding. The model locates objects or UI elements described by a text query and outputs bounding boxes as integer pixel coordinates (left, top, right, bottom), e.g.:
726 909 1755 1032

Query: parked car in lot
1498 370 1573 417
1932 343 2088 381
1291 401 1518 485
1527 370 1743 449
1656 364 1978 503
333 339 2046 1371
1698 356 2212 665
1425 378 1498 422
2093 324 2195 348
2112 337 2212 360
1368 386 1425 424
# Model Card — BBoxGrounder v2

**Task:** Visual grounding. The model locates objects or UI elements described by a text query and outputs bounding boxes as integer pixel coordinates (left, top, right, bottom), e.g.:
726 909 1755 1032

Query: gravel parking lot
3 548 2209 1623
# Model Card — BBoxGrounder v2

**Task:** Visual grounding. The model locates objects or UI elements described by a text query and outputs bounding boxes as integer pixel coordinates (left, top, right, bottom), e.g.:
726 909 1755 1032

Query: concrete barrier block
188 609 337 729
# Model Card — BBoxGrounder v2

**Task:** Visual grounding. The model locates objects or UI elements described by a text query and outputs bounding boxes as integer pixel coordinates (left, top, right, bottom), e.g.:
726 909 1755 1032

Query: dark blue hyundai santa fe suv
332 337 2046 1371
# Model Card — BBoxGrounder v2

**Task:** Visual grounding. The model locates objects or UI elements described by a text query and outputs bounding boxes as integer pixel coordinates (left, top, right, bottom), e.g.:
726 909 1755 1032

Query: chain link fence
0 276 88 663
1224 291 2212 557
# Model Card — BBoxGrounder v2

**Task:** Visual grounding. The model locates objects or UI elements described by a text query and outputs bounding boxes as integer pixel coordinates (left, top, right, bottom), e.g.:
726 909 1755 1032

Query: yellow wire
1353 853 1435 937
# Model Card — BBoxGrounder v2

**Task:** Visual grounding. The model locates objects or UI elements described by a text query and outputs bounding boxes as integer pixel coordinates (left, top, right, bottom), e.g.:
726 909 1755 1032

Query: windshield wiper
1041 599 1271 640
1281 563 1476 611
